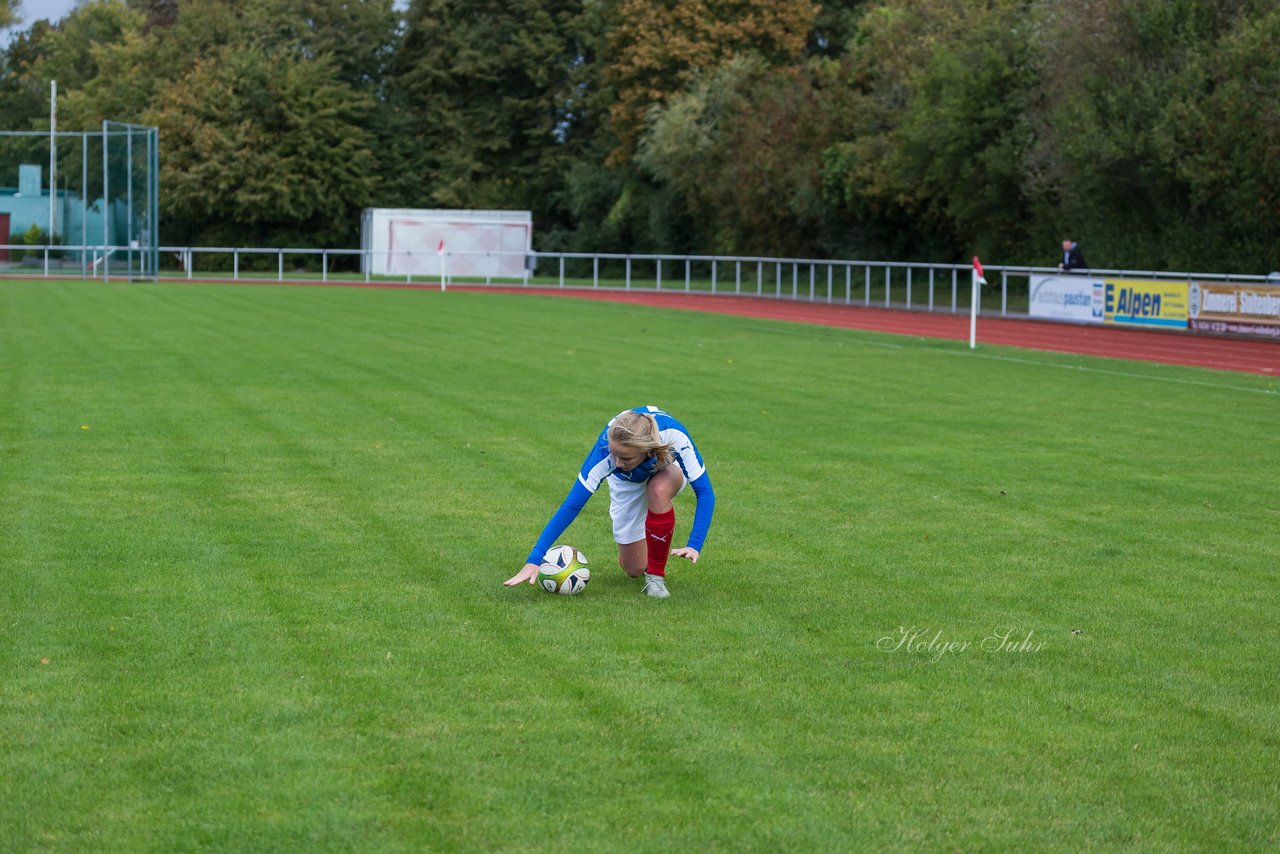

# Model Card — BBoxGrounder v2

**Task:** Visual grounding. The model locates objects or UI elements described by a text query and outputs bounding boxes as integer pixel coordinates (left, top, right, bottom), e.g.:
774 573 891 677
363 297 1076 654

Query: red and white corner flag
970 256 986 349
972 255 987 285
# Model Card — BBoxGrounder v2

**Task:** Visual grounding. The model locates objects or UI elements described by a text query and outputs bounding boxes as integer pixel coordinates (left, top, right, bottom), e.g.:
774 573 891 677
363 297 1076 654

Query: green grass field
1 280 1276 850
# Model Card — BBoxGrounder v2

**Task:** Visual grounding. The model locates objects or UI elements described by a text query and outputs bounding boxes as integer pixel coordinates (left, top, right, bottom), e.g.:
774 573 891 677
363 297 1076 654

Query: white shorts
608 470 686 544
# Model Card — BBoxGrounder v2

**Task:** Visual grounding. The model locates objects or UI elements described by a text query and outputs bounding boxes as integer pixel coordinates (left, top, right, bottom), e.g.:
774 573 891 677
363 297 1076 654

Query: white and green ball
538 545 590 595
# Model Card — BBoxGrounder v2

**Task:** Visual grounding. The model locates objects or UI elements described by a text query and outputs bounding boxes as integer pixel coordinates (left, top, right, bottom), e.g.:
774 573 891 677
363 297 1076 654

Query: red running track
460 286 1279 377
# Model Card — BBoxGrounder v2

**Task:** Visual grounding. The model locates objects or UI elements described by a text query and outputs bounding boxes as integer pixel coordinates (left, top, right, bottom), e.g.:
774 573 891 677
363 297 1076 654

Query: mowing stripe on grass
1 281 1276 850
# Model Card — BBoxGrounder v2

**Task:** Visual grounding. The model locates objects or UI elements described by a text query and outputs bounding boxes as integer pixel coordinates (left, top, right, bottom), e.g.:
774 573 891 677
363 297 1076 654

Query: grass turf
1 280 1277 850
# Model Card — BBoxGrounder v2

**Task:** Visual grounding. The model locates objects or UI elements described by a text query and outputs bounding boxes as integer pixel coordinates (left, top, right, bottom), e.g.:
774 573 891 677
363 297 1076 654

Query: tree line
2 0 1276 272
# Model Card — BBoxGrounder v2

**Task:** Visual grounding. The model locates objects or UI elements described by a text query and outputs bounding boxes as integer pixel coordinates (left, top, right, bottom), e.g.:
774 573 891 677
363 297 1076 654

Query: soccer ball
538 545 590 595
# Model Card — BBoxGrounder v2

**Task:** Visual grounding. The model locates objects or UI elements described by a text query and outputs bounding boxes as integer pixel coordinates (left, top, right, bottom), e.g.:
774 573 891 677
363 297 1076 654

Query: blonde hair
608 410 674 470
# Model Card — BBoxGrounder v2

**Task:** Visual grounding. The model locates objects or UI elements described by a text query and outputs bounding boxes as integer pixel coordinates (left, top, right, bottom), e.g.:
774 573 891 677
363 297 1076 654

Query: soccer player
503 406 716 598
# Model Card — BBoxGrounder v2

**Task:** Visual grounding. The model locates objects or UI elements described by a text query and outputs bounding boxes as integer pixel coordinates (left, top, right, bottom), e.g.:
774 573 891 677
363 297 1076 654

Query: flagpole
970 256 986 350
438 240 446 292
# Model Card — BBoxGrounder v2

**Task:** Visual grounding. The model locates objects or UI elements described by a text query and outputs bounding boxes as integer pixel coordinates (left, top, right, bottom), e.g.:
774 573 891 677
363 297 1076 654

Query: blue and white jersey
577 406 708 492
525 406 716 566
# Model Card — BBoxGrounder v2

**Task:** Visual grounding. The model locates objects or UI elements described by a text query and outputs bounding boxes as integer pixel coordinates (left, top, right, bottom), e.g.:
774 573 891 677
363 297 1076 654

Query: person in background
1059 238 1088 272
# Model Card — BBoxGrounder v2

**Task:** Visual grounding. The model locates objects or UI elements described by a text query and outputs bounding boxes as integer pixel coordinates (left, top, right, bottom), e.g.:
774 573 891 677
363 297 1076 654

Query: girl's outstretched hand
504 563 540 586
671 547 699 564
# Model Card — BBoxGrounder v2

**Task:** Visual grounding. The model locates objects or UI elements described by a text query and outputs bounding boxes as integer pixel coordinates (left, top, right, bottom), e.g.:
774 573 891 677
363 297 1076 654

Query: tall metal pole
49 80 56 240
126 129 133 280
102 120 110 283
81 132 88 277
150 127 158 278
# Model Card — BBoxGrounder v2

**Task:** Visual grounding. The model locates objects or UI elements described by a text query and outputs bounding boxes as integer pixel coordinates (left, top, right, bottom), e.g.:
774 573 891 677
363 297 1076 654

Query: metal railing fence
2 243 1276 319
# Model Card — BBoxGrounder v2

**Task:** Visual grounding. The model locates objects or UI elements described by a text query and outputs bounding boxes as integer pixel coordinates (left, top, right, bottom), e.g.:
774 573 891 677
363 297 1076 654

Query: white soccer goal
360 208 532 279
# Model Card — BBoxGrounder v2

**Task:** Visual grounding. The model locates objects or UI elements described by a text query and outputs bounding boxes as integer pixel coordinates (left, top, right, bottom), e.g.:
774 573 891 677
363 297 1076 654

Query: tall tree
389 0 585 212
818 0 1036 261
238 0 400 90
148 46 378 247
877 15 1038 260
0 21 55 132
46 0 399 249
4 0 1278 269
1155 6 1280 270
1021 0 1265 269
603 0 817 163
0 1 144 131
639 55 848 256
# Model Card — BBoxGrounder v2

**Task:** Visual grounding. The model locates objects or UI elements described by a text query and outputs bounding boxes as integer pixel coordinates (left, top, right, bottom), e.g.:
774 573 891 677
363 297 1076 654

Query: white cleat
642 573 670 599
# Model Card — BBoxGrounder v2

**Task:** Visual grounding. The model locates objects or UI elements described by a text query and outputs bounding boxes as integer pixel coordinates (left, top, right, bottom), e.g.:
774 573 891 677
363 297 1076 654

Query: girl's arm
504 480 593 586
672 472 715 563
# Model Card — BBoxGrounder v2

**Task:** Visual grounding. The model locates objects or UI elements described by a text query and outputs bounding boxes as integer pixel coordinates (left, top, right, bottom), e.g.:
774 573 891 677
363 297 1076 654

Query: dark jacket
1061 243 1088 271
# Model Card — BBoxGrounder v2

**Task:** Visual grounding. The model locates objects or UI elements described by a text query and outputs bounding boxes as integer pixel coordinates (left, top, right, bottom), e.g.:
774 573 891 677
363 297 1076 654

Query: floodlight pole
81 131 88 278
49 80 57 252
103 119 110 283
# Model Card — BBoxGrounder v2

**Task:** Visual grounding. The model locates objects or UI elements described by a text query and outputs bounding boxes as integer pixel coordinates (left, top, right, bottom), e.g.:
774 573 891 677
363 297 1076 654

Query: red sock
645 508 675 576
